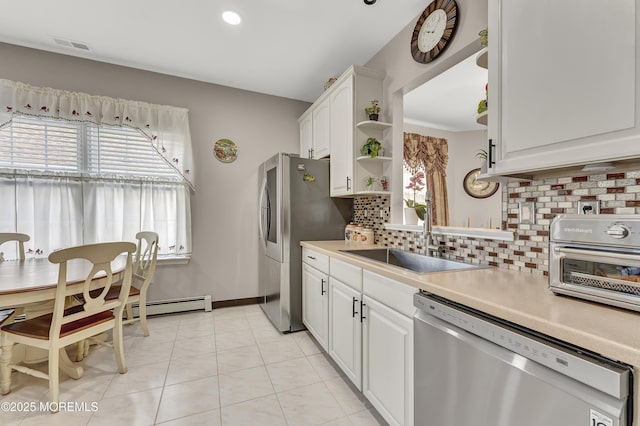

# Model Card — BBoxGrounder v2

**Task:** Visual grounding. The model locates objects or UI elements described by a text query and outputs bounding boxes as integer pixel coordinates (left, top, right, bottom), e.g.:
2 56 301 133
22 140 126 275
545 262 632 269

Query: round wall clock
411 0 459 64
463 168 499 199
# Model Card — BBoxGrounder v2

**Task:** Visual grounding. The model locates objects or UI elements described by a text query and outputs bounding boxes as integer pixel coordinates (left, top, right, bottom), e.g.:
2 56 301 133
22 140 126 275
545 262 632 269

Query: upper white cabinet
298 98 330 160
486 0 640 176
311 98 331 159
298 65 387 196
329 75 355 196
299 109 313 159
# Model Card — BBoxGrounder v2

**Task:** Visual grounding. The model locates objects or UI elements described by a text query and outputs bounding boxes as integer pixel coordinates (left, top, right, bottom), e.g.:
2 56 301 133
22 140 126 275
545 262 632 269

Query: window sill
384 224 514 242
157 256 191 265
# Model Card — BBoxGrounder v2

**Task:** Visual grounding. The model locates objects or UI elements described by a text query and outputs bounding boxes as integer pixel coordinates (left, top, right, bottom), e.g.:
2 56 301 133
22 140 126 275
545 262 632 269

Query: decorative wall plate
463 168 499 199
213 138 237 163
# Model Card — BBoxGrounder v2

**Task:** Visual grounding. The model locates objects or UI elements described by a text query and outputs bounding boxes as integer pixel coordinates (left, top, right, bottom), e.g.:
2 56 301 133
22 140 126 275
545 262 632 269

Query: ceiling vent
52 36 91 51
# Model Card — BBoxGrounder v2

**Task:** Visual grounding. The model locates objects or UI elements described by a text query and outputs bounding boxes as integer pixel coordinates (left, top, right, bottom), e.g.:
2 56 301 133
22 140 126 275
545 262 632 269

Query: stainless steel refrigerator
258 153 352 332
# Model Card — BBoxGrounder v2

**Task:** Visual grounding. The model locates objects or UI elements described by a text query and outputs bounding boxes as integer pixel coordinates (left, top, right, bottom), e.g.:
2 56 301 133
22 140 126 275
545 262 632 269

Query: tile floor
1 304 388 425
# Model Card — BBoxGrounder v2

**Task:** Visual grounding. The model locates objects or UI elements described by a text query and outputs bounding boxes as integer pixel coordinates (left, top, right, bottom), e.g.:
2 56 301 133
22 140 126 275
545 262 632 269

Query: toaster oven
550 214 640 311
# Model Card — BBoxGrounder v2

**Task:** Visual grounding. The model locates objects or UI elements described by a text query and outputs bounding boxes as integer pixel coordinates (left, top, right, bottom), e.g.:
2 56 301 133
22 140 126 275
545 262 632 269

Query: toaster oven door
550 244 640 311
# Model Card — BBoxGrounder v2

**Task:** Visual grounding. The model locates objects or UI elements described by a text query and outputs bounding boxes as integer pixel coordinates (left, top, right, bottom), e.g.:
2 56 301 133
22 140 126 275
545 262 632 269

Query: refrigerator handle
258 177 268 245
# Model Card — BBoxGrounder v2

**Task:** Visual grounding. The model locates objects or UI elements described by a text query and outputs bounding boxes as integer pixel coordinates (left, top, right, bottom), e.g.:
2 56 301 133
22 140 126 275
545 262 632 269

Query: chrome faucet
423 190 433 256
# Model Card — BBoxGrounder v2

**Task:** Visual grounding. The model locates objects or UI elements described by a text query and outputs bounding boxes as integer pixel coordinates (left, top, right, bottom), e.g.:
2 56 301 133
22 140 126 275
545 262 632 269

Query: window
0 115 191 260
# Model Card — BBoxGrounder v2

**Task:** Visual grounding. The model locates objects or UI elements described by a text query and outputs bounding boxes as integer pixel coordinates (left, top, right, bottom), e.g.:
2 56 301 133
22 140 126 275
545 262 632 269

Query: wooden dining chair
0 241 136 410
87 231 159 337
0 232 30 260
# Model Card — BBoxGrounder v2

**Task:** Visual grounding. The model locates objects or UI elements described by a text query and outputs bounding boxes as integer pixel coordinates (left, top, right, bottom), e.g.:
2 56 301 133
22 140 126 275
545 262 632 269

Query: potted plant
364 99 381 121
360 137 383 158
365 176 376 190
476 149 488 173
405 171 426 224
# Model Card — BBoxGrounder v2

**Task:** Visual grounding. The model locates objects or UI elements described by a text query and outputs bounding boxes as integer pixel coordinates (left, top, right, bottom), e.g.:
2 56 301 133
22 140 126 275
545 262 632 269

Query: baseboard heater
131 295 212 317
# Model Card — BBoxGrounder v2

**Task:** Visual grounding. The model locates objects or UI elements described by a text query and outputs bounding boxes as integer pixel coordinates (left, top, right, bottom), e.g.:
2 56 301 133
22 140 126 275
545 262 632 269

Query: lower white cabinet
302 252 415 426
328 277 363 390
302 263 329 351
362 295 414 426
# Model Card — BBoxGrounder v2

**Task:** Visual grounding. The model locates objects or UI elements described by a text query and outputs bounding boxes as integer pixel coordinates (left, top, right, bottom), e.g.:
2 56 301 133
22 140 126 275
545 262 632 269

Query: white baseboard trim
131 295 212 317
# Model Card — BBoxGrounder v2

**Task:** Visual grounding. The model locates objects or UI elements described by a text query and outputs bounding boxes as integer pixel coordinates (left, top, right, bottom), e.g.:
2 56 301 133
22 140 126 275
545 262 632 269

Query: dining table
0 256 126 383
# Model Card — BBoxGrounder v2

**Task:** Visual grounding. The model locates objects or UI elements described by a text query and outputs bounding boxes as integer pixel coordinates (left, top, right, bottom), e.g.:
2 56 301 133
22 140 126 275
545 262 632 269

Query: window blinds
0 116 181 181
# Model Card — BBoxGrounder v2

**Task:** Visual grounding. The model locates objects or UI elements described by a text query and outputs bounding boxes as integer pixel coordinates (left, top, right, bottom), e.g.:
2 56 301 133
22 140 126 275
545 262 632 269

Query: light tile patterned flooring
2 304 388 425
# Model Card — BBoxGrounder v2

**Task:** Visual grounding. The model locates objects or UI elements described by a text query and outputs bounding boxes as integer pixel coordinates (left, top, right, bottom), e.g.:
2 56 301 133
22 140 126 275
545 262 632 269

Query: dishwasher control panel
413 293 630 400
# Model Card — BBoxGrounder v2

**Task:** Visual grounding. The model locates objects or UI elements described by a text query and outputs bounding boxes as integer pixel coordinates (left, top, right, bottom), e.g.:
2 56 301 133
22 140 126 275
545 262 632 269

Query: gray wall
0 42 310 302
365 0 489 223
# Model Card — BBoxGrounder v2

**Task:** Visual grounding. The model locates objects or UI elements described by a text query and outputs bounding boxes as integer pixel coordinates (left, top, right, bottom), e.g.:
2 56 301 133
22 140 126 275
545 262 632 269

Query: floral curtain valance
0 79 195 190
403 132 448 175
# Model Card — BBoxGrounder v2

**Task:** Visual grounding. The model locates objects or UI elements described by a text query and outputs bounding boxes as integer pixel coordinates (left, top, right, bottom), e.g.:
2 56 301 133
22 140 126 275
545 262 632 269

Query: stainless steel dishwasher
414 292 633 426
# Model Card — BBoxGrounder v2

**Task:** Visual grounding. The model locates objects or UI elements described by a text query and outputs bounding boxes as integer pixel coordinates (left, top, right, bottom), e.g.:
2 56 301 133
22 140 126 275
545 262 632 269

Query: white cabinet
302 263 329 351
329 75 355 196
328 277 363 390
298 99 330 159
299 109 313 159
311 98 330 159
302 248 329 351
487 0 640 176
362 271 415 426
302 252 416 425
328 257 363 389
329 66 388 197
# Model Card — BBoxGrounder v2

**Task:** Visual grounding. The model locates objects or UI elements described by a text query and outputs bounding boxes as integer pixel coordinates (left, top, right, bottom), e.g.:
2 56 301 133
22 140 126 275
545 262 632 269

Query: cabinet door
488 0 639 175
302 263 329 351
329 76 354 196
362 295 413 426
328 277 362 390
299 110 313 159
312 98 331 159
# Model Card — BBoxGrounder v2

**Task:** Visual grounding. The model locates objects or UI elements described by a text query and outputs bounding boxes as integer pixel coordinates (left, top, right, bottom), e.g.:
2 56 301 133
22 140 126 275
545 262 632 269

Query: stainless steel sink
338 248 482 273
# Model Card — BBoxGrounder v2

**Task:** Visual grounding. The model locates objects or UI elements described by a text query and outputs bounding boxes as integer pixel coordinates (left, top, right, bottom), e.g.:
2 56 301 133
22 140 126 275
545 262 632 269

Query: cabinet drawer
363 270 417 318
302 248 329 274
330 257 362 291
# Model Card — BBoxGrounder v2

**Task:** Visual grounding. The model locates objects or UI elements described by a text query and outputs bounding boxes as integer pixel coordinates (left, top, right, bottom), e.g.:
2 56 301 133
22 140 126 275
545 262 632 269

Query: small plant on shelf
364 99 381 121
360 137 383 158
365 176 376 190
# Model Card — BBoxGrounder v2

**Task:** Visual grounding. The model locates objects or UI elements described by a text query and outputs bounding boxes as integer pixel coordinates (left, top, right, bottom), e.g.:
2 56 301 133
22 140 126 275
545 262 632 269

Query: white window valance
0 79 195 189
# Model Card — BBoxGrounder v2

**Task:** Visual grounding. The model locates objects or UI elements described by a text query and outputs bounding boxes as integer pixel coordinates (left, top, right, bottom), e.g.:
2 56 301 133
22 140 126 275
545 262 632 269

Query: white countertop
301 240 640 368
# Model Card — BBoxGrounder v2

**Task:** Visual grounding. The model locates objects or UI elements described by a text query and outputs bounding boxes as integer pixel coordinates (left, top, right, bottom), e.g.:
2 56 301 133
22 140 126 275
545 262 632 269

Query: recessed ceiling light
222 11 242 25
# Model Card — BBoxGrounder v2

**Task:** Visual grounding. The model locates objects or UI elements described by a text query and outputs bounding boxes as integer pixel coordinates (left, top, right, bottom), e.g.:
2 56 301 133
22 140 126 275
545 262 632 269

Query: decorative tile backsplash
352 171 640 276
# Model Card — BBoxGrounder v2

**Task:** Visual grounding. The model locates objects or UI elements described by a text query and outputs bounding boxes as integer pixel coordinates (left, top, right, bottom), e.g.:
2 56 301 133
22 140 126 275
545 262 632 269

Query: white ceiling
404 53 488 132
0 0 427 103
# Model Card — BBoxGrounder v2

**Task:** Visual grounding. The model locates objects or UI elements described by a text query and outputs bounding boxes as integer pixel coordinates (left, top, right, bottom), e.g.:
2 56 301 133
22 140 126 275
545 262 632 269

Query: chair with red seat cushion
0 241 135 410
